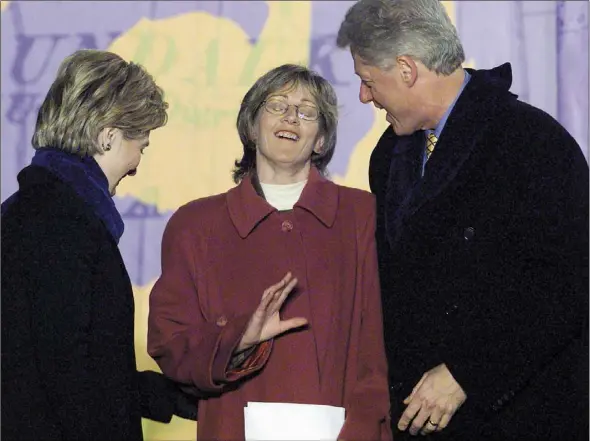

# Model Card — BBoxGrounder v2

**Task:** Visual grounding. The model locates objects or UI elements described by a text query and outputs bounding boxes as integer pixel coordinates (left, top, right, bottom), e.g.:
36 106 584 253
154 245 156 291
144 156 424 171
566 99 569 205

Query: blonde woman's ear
97 128 109 152
97 127 120 152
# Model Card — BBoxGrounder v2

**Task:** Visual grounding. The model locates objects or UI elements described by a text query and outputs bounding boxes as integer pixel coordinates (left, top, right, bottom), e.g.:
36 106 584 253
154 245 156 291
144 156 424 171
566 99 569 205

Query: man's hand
397 363 467 436
236 272 308 353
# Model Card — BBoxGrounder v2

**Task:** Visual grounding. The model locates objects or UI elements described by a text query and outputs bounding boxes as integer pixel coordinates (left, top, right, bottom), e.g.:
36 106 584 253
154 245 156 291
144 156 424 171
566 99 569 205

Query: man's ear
397 55 418 88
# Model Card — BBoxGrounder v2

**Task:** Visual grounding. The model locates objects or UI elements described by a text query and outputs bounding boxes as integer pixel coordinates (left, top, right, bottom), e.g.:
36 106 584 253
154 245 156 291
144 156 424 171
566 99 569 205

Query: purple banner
557 1 588 159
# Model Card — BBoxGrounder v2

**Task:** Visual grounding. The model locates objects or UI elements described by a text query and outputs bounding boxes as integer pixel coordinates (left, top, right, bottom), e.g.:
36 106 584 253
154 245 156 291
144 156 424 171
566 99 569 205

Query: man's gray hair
337 0 465 75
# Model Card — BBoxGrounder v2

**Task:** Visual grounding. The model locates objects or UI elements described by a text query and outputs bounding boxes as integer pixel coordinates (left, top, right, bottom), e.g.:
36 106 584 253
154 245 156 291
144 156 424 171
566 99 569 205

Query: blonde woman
1 50 195 441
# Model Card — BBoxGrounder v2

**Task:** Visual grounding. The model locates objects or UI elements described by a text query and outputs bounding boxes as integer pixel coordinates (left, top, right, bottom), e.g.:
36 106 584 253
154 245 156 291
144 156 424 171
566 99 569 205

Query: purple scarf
29 148 125 243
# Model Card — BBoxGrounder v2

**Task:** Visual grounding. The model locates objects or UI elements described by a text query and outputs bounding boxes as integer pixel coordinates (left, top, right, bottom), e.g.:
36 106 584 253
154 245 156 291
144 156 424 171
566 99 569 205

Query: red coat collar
227 167 339 238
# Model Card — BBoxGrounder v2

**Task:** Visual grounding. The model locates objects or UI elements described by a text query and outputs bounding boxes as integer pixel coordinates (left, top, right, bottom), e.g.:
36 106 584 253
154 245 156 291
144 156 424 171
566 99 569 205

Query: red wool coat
148 167 392 441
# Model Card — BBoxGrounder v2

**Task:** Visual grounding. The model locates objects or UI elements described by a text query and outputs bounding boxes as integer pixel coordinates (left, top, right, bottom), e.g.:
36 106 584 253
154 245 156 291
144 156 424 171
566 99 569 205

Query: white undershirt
259 180 307 211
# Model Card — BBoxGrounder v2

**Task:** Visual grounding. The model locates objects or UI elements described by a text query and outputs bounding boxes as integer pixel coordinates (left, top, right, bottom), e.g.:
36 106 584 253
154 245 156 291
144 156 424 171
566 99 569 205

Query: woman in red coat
147 64 392 441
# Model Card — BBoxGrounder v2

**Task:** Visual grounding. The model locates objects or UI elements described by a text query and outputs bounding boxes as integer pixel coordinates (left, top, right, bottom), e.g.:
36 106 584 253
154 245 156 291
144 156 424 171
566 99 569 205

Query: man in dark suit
337 1 588 440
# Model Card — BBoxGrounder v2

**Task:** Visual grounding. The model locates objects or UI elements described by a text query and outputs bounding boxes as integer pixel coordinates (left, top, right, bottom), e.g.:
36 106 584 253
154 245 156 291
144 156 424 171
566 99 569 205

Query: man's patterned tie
426 132 438 161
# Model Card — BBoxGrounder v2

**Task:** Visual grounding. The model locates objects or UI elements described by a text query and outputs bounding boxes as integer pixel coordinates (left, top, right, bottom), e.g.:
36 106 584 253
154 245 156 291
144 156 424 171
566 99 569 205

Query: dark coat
147 167 392 441
1 165 196 441
370 63 589 441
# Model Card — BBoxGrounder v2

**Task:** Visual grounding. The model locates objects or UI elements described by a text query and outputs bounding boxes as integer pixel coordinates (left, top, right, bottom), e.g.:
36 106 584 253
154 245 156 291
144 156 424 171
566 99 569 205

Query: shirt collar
227 166 338 238
428 69 471 139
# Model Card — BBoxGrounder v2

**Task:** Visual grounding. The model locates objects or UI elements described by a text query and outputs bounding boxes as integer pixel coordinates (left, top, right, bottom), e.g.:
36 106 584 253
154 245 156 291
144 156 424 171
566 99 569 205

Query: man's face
353 52 422 136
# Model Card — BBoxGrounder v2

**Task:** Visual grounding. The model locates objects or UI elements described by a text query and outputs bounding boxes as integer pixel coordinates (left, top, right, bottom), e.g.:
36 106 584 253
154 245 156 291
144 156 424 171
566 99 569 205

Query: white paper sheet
244 402 345 441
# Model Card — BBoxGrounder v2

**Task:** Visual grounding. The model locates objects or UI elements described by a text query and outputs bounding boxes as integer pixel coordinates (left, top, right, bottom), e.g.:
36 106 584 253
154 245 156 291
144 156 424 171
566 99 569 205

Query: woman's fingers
279 317 308 334
267 277 298 316
258 272 293 313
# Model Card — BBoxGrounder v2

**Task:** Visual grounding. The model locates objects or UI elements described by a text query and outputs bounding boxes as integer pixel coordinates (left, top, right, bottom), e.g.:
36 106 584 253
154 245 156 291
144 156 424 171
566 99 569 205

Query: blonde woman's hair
32 49 168 155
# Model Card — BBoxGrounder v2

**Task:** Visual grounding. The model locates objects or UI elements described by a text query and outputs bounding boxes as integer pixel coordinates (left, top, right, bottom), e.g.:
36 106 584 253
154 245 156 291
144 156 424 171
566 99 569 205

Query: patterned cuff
227 340 273 377
228 346 257 370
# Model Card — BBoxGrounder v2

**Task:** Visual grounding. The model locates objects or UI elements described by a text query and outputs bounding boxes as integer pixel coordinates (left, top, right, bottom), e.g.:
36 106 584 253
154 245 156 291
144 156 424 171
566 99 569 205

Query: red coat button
216 316 228 326
281 220 293 232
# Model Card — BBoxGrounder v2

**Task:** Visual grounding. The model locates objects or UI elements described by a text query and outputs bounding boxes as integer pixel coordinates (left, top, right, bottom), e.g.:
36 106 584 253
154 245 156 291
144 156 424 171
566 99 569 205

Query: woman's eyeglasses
263 99 320 122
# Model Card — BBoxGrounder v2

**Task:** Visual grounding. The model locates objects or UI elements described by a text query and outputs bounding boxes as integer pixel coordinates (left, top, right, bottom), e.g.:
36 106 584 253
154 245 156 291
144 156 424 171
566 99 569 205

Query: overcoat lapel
386 63 514 248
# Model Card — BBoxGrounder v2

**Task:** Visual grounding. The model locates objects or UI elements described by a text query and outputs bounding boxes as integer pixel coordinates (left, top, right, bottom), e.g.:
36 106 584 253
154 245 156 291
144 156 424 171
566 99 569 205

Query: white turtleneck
259 180 307 211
